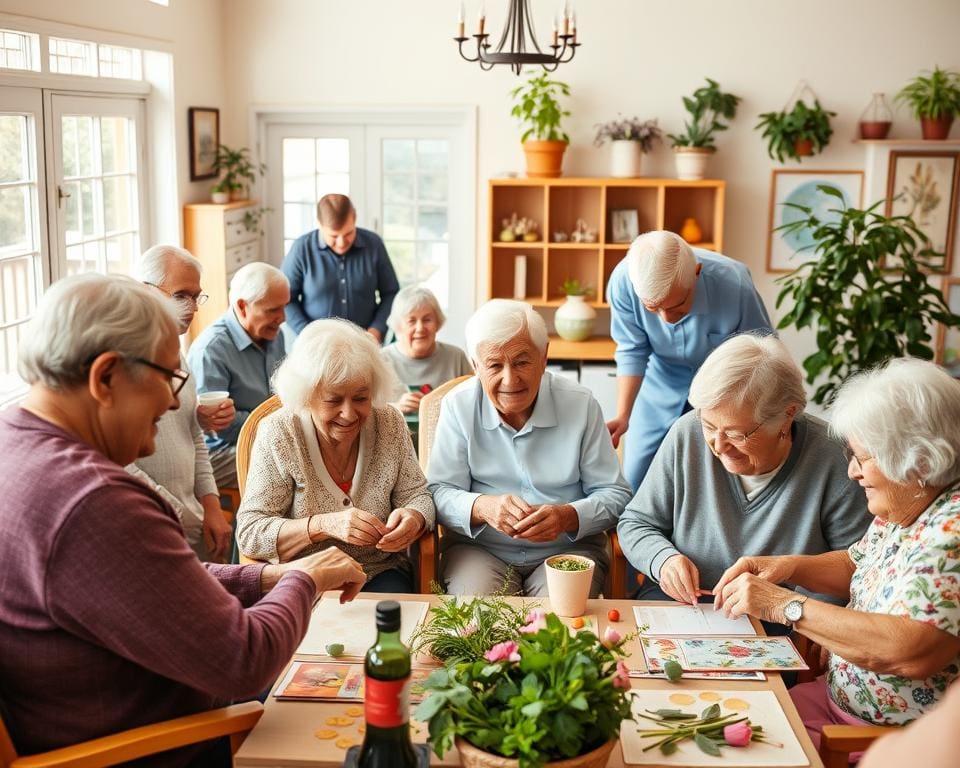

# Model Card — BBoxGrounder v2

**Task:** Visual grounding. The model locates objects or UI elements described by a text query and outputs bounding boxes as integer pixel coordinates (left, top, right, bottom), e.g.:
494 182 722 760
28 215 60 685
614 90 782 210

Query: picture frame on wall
766 170 864 273
936 276 960 378
886 151 959 275
611 209 639 243
188 107 220 181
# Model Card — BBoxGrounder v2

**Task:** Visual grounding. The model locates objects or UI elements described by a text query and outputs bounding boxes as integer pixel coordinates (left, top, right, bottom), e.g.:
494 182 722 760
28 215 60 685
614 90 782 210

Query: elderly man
128 245 234 561
427 299 632 596
188 262 289 488
606 231 772 490
282 193 399 343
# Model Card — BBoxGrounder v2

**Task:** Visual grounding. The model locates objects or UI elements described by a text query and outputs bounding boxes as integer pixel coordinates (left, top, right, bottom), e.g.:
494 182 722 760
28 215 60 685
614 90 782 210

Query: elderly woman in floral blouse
237 319 435 593
713 358 960 749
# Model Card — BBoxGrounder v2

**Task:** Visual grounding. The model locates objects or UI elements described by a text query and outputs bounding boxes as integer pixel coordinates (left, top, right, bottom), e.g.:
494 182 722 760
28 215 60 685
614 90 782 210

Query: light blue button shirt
607 248 772 489
426 372 632 567
187 309 286 451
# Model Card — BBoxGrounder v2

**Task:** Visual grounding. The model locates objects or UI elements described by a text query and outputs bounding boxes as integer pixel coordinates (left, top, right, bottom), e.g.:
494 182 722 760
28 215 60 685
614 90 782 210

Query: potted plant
211 144 265 202
775 187 960 404
756 99 836 162
554 279 596 343
668 78 741 181
593 116 662 178
415 607 633 768
896 66 960 140
544 554 595 617
509 71 571 178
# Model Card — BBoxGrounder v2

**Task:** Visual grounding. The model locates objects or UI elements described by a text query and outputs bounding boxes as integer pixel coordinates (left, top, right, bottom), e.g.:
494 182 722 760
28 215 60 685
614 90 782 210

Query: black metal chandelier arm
454 34 490 64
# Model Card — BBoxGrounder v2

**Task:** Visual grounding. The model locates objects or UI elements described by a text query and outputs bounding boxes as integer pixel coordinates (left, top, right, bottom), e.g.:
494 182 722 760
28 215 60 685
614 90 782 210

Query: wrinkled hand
377 508 426 552
197 399 236 432
477 494 533 536
512 504 576 542
606 416 629 449
317 508 389 546
659 554 709 606
202 506 233 562
714 573 795 624
282 547 367 601
713 555 796 612
397 392 422 415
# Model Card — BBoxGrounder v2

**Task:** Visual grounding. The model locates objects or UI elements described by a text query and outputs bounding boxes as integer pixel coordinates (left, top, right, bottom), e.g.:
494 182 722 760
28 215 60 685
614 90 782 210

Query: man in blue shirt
282 193 400 343
606 231 772 491
427 299 632 597
188 262 289 488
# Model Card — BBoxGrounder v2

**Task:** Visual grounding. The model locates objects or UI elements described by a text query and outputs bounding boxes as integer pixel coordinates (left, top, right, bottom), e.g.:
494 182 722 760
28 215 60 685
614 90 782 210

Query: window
48 37 97 77
0 29 39 72
281 137 351 256
98 44 142 80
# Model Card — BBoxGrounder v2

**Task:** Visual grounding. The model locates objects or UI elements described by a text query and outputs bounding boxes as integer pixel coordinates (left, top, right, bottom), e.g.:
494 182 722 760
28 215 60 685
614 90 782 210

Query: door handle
57 185 71 206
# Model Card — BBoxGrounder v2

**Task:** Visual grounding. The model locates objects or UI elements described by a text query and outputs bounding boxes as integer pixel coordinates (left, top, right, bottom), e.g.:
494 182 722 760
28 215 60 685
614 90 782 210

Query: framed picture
610 209 639 243
886 151 960 275
766 170 864 273
188 107 219 181
936 276 960 378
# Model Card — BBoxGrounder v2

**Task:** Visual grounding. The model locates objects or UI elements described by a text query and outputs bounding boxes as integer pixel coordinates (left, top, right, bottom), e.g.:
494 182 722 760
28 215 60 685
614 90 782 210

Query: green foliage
547 555 591 571
558 278 592 297
415 612 633 768
509 71 571 143
755 99 836 162
212 144 265 193
668 78 741 149
896 66 960 120
774 186 960 404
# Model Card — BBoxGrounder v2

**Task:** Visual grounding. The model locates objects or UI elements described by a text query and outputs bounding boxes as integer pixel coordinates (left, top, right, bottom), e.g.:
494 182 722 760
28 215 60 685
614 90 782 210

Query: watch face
784 600 802 622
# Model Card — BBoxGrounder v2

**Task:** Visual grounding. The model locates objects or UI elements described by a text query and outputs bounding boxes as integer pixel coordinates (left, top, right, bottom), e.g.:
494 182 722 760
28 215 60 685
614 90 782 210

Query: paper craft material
678 637 808 672
636 637 764 681
620 688 809 766
295 597 429 657
634 605 757 636
275 661 433 702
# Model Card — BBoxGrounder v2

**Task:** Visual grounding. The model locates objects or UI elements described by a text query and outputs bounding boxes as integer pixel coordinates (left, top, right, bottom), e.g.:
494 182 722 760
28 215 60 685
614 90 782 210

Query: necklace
318 433 358 494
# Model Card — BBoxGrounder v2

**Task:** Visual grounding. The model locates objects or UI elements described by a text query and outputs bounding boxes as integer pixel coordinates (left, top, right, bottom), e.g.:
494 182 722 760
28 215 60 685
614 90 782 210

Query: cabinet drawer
224 208 256 247
225 241 259 273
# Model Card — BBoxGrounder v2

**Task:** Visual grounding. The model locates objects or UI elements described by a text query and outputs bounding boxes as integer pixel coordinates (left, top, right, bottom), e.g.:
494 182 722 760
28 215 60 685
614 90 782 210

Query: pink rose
603 627 622 647
520 609 547 634
612 660 630 689
484 640 520 663
723 721 753 747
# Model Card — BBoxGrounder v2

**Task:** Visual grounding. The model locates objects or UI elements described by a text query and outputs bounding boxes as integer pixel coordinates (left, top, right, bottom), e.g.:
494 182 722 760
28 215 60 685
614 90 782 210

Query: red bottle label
364 676 410 728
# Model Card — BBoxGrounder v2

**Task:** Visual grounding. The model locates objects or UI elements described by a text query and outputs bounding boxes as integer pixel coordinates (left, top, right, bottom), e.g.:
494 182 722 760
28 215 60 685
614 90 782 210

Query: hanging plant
756 82 835 163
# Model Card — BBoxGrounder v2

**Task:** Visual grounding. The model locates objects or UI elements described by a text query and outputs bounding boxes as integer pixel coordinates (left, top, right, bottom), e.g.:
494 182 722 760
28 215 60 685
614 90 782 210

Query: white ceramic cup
544 554 595 617
196 390 230 408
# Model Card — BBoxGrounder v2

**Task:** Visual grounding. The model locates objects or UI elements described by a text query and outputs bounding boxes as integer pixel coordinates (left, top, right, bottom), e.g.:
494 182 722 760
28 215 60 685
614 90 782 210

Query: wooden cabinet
183 200 261 341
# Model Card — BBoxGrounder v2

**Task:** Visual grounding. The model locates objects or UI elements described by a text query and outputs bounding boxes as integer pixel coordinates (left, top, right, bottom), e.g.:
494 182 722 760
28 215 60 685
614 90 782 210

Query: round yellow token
313 729 338 740
698 692 722 702
723 698 751 711
325 716 356 727
668 693 696 705
357 724 366 734
345 706 364 717
335 737 356 749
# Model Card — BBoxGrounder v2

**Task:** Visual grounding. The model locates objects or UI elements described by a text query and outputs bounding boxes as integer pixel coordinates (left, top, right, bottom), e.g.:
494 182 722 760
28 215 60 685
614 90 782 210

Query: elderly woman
713 358 960 749
237 318 435 593
428 299 632 596
618 333 870 606
0 274 365 765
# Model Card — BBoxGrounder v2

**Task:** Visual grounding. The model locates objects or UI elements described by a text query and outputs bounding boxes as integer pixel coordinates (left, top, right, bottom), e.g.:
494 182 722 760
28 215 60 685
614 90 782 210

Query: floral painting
638 637 765 680
678 638 808 671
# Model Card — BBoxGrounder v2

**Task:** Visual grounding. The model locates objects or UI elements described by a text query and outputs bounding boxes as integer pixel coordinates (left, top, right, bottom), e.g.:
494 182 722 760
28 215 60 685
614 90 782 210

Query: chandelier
454 0 580 75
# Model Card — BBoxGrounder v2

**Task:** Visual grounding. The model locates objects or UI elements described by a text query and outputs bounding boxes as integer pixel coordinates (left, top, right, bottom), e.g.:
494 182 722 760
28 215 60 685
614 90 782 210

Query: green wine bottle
358 600 418 768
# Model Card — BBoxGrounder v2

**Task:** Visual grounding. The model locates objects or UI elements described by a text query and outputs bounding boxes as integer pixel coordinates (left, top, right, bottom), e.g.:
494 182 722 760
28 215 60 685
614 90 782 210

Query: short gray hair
627 230 697 303
228 262 288 306
829 358 960 486
387 284 446 332
273 318 396 412
464 299 548 363
688 332 807 424
136 244 202 285
19 273 179 390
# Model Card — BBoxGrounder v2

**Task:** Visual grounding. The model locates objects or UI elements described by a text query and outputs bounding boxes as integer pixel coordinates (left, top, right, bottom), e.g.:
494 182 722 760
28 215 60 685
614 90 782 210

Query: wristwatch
783 595 807 627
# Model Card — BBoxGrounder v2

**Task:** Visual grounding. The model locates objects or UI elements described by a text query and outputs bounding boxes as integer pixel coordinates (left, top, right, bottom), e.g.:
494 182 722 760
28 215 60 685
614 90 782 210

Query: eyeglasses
145 282 208 306
844 446 873 471
698 411 765 446
133 357 190 396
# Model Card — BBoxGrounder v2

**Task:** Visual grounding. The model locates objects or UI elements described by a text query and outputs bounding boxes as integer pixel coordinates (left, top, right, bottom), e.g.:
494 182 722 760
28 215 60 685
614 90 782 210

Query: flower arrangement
593 116 662 152
637 703 782 756
415 609 634 768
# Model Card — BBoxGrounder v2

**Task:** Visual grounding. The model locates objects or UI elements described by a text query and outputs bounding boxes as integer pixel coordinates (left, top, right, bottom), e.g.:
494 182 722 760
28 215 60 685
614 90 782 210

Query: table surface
235 595 823 768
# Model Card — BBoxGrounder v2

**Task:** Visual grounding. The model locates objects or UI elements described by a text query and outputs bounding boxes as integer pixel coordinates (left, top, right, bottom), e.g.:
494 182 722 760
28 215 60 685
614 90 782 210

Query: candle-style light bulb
457 0 465 37
571 7 577 42
552 12 559 46
478 1 486 35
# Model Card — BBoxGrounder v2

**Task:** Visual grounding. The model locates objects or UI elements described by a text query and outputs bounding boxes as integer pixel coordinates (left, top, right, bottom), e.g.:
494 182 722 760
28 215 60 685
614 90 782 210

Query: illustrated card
635 637 764 681
678 638 808 672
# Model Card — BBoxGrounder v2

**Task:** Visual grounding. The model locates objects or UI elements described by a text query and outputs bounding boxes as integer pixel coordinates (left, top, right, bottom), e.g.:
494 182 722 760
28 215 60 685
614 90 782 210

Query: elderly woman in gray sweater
617 332 870 607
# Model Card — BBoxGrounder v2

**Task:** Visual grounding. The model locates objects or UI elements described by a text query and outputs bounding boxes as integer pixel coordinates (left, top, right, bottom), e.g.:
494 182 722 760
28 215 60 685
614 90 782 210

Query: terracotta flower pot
920 115 954 140
455 737 616 768
794 138 814 157
522 140 567 178
859 120 892 140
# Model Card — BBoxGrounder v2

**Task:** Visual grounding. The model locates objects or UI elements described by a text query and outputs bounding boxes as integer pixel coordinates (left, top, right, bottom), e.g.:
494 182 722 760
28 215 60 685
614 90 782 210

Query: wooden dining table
234 594 824 767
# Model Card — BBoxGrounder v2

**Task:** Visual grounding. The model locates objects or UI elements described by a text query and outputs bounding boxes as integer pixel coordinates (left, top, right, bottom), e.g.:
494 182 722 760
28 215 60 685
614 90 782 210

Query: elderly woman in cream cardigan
237 318 435 593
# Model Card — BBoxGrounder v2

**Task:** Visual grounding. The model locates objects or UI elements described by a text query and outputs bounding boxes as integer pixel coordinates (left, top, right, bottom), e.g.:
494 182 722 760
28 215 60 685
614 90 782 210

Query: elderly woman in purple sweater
0 274 365 767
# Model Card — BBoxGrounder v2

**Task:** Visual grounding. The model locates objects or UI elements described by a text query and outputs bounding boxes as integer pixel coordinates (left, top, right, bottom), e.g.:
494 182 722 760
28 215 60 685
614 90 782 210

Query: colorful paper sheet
636 637 765 681
678 637 808 672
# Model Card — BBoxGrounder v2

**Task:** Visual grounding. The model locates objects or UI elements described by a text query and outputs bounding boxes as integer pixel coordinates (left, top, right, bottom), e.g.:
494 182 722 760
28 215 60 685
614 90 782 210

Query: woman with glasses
713 358 960 750
617 332 870 608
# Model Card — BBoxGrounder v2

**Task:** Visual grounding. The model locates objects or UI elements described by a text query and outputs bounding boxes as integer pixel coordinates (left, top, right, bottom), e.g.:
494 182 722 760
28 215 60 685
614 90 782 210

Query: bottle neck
376 627 402 644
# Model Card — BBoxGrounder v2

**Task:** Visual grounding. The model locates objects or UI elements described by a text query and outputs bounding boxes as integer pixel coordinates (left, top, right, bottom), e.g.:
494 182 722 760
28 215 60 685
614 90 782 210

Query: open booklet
634 604 757 636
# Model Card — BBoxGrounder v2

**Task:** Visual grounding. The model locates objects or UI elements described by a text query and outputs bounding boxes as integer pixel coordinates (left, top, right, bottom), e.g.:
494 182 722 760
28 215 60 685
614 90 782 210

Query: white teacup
197 390 230 408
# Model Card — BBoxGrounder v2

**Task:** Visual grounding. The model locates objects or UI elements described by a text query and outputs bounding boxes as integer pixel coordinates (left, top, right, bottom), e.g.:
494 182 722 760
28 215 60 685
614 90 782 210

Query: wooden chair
0 700 262 768
417 375 628 599
235 395 436 593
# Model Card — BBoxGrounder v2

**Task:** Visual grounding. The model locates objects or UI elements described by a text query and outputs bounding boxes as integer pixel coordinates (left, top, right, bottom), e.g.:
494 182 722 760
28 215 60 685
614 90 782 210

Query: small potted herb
593 116 662 178
509 71 571 178
896 66 960 140
544 554 595 617
755 99 836 162
555 279 596 342
668 78 741 180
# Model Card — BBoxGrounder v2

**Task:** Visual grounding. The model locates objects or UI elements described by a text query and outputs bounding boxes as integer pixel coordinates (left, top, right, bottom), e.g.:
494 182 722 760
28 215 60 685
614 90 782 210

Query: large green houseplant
509 71 571 178
667 77 741 180
895 66 960 139
756 99 835 162
211 144 265 202
775 186 960 404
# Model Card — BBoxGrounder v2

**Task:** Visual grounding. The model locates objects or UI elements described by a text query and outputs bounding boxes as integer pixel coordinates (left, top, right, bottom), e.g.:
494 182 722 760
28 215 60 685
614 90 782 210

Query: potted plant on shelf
554 279 596 343
668 77 741 181
211 144 265 203
593 116 662 178
510 71 571 178
415 607 633 768
756 99 836 162
775 187 960 404
895 66 960 140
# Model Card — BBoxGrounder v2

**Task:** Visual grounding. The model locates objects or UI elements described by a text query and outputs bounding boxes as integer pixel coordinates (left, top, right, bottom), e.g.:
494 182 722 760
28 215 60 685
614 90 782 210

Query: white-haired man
130 245 234 561
606 231 772 490
427 299 632 596
188 262 290 488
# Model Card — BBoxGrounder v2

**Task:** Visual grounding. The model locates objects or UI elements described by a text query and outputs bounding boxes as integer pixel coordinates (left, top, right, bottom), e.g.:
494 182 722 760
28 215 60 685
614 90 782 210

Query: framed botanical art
936 276 960 378
886 151 959 275
766 169 864 273
188 107 219 181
